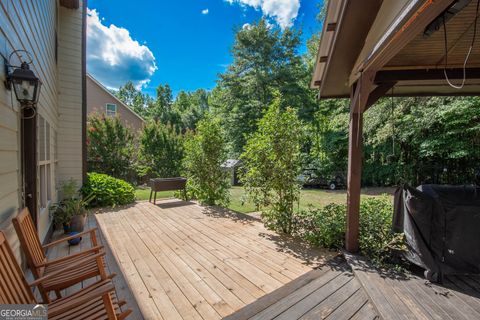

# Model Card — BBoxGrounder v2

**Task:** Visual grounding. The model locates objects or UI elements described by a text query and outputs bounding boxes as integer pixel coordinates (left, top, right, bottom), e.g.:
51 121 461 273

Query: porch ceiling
312 0 480 98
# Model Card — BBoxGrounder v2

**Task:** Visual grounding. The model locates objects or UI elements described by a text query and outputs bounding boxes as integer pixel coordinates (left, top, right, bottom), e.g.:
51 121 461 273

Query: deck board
45 215 143 319
226 258 377 320
345 253 480 320
95 200 335 319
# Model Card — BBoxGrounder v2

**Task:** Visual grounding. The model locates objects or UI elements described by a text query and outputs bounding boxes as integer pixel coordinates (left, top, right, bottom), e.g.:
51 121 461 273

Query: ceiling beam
375 68 480 82
365 82 397 111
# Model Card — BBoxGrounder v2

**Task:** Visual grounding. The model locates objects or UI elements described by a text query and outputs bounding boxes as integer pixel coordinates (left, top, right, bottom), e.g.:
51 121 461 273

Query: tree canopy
109 3 480 188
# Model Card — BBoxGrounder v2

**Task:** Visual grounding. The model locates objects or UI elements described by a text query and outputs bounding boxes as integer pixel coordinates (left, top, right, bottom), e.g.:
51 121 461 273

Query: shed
222 159 242 186
312 0 480 252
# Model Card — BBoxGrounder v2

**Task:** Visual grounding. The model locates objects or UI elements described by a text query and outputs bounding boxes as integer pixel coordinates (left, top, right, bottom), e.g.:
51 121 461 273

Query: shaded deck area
225 257 377 320
345 254 480 320
44 213 143 318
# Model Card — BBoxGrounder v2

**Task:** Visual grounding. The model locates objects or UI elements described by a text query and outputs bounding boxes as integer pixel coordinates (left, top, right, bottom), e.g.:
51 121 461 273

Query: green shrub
294 203 346 248
183 115 230 206
87 115 136 182
82 173 135 207
295 197 405 266
139 121 184 179
359 197 405 265
241 93 303 234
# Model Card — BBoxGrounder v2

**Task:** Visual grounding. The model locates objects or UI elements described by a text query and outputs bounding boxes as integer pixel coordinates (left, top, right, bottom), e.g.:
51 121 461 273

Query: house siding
87 76 145 134
57 2 84 183
0 0 84 263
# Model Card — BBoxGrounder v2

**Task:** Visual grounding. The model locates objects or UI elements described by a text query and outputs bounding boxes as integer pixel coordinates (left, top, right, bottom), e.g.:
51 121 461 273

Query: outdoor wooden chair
12 208 106 302
0 231 131 319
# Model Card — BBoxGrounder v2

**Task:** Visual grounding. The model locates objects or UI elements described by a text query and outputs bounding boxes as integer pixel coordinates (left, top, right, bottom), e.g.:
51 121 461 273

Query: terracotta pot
69 214 86 232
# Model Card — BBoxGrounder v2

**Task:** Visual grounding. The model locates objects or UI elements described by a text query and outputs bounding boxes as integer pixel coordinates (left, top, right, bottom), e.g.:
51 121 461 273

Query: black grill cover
393 184 480 280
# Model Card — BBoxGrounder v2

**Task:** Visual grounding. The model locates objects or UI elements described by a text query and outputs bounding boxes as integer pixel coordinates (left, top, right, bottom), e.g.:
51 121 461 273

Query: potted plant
50 179 95 233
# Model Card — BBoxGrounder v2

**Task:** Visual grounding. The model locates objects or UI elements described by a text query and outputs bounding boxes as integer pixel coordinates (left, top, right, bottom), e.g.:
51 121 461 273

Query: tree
139 121 184 178
217 19 314 154
146 84 176 123
241 93 303 234
183 115 230 205
115 81 149 117
172 89 209 131
363 96 480 185
87 115 135 181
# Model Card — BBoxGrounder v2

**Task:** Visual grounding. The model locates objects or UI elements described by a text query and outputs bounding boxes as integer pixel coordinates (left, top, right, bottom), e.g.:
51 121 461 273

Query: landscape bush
87 115 136 182
241 93 303 234
81 173 135 207
294 197 405 266
139 120 184 179
183 115 230 206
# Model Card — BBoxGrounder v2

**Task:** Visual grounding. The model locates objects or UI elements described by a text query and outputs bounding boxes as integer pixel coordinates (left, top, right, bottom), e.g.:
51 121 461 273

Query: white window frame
38 116 56 213
105 103 117 117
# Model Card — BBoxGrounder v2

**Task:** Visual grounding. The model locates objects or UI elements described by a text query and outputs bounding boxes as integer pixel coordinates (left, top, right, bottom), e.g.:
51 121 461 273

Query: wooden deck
225 257 378 320
43 199 480 319
345 253 480 320
95 200 338 319
45 213 143 318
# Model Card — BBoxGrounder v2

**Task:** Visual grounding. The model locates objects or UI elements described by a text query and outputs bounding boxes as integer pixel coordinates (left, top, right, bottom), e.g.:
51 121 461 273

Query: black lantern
5 60 41 106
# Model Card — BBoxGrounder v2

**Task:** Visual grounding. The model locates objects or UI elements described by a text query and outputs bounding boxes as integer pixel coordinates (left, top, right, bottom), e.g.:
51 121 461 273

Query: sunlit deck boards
95 200 332 320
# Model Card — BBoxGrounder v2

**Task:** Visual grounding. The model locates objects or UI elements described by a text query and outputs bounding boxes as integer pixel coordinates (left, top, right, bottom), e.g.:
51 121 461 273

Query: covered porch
312 0 480 252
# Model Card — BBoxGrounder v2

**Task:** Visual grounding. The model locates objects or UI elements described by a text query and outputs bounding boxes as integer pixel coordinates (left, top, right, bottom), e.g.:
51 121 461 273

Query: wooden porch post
345 72 376 252
346 112 363 252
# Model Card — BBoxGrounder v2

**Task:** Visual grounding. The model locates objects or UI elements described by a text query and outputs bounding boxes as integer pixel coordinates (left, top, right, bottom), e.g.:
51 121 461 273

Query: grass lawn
229 186 395 213
136 185 395 214
135 187 176 201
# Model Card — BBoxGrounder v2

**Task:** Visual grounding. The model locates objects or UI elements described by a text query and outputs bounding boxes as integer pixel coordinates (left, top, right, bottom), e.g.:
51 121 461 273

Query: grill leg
149 189 153 203
154 191 157 204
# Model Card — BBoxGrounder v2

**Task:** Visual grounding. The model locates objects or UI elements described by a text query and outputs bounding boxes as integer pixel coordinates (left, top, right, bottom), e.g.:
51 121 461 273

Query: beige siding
86 76 145 134
0 0 84 263
57 2 84 184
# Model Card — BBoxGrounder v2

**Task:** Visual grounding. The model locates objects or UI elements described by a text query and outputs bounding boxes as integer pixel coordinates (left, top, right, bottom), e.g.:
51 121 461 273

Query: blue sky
87 0 322 97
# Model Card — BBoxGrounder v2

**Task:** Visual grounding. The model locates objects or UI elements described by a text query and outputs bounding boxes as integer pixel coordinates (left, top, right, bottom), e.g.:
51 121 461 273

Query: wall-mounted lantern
4 51 41 106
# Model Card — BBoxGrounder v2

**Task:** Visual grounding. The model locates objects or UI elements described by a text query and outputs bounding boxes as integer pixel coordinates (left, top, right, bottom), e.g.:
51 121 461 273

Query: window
38 116 56 211
105 103 117 117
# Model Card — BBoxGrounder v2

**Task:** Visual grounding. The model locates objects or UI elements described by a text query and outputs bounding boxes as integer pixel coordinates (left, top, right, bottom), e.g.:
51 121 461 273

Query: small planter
69 214 87 232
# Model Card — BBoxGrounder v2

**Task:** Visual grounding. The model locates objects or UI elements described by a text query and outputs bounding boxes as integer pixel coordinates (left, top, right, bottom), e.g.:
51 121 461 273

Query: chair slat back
12 208 46 277
0 231 36 304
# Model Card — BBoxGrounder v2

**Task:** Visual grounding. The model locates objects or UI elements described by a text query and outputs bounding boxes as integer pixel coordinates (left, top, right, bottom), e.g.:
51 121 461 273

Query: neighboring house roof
86 73 145 123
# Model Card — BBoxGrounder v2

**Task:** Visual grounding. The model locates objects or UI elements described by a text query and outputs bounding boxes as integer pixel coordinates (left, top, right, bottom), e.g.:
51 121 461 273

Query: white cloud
202 8 209 15
242 23 252 30
86 9 157 90
225 0 300 29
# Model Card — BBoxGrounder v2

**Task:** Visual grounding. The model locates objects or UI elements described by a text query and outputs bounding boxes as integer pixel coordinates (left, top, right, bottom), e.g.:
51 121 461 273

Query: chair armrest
48 279 115 318
42 228 98 249
29 251 105 287
36 245 104 267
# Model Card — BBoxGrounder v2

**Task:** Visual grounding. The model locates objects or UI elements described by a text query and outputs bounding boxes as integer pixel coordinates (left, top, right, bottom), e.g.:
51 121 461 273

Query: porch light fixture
4 51 41 106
